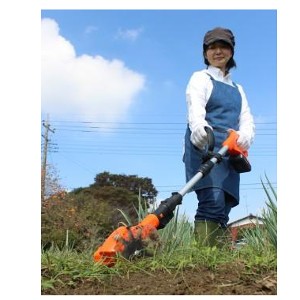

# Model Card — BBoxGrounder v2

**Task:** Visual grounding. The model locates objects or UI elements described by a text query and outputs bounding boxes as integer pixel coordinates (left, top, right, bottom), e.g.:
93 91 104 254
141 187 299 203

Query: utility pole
41 114 55 201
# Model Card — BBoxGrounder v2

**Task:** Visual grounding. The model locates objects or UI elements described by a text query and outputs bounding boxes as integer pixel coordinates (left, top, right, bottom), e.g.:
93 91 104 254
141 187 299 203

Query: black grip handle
204 126 215 151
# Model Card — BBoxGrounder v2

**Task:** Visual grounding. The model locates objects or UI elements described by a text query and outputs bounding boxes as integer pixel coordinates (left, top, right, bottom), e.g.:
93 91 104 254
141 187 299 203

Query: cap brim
205 38 233 47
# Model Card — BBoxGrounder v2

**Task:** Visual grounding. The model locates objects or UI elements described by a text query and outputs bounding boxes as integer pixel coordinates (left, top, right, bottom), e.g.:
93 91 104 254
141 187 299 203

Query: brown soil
42 262 277 295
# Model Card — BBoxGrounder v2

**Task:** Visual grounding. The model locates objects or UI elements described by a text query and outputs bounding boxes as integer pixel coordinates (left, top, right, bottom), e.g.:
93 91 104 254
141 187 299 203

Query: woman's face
205 41 233 72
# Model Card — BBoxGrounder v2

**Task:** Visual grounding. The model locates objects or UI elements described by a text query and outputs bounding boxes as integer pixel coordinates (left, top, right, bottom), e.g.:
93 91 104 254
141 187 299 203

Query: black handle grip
204 126 215 151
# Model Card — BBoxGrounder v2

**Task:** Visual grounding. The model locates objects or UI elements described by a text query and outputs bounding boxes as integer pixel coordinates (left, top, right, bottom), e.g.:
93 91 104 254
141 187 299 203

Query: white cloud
41 18 145 123
116 27 143 42
84 25 98 35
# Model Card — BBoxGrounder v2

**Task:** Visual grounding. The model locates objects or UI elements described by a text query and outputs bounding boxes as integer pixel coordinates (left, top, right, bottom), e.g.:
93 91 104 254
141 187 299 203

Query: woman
183 27 255 246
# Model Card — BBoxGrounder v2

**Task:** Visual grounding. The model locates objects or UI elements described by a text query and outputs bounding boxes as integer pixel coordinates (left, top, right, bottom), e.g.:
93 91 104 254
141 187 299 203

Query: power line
47 119 277 125
45 117 276 194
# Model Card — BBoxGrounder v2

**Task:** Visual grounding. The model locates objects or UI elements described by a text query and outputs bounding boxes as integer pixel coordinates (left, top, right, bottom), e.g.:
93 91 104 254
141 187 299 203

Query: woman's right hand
190 125 209 149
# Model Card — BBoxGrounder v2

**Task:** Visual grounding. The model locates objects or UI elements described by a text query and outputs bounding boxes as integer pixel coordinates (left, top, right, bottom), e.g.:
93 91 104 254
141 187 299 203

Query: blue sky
5 1 300 297
41 9 277 223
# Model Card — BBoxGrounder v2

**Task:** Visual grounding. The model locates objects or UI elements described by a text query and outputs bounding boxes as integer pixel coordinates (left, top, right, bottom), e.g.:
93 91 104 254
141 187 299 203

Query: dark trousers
195 187 234 227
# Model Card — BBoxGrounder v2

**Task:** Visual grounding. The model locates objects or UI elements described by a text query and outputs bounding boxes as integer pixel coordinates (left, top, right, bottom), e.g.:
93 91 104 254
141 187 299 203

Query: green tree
42 185 143 250
91 171 158 204
42 172 158 250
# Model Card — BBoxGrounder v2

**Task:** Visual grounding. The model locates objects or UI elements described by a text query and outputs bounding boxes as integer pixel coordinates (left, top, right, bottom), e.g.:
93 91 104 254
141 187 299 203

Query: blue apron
183 73 242 206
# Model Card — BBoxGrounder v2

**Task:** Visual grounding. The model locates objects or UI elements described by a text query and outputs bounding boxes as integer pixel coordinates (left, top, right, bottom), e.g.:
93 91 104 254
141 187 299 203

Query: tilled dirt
43 263 277 295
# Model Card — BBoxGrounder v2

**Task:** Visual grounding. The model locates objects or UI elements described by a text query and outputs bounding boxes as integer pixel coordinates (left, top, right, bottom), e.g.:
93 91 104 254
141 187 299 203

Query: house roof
228 213 264 227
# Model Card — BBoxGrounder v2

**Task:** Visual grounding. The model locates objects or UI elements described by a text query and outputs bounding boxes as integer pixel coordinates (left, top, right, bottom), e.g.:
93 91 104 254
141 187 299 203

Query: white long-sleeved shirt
186 65 255 146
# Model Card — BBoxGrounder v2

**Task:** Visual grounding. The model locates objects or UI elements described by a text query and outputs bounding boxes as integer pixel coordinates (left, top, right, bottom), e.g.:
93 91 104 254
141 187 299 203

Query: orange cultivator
93 128 251 267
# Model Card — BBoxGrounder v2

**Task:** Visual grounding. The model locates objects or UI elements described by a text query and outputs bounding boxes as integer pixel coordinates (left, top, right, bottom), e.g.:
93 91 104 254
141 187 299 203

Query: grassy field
41 177 277 295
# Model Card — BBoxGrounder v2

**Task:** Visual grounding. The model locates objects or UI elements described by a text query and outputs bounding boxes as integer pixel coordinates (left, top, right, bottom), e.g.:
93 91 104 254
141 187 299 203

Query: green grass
42 239 276 292
41 246 122 292
243 175 277 251
42 179 277 292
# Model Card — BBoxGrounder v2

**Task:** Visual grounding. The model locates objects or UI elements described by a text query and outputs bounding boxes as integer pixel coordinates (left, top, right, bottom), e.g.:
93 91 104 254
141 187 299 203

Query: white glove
237 131 251 150
190 125 208 149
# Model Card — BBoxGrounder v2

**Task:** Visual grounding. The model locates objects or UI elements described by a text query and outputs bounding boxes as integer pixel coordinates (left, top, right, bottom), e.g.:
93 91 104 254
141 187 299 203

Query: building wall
229 220 264 242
